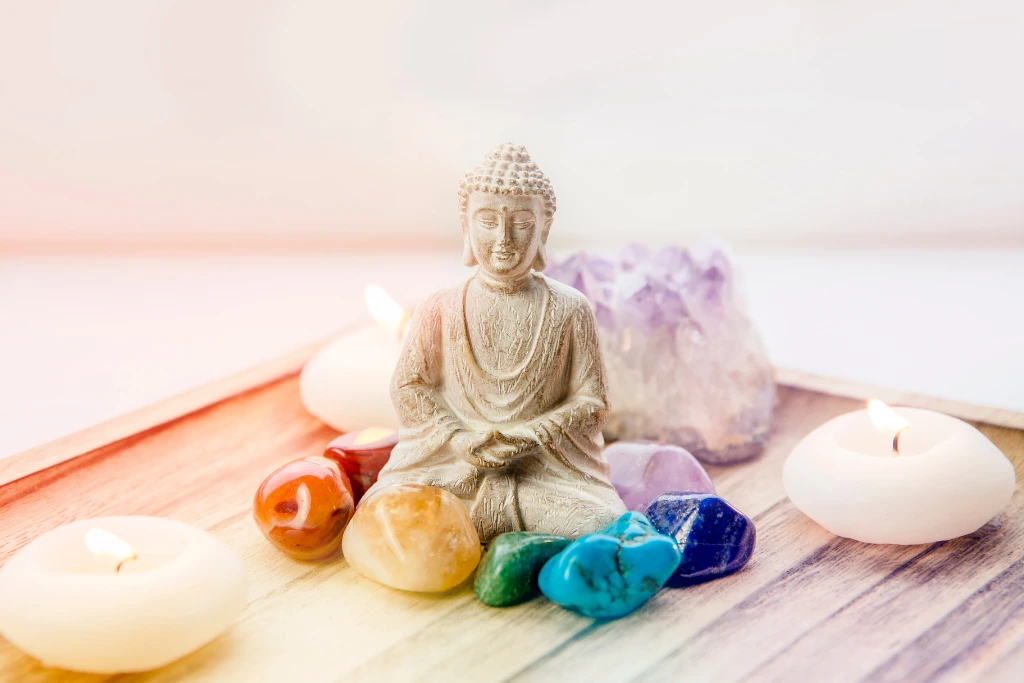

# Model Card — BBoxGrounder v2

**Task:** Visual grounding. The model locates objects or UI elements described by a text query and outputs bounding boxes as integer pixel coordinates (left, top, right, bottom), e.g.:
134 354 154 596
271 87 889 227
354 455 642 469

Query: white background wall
3 249 1023 458
2 0 1023 250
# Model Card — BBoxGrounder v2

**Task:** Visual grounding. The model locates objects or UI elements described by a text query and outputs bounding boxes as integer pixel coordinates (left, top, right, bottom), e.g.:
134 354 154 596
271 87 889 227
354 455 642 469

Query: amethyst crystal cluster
546 243 776 464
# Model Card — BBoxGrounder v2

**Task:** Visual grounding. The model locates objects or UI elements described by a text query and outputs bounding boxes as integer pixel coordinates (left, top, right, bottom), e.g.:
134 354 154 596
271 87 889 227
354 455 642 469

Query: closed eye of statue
475 211 499 228
510 211 535 230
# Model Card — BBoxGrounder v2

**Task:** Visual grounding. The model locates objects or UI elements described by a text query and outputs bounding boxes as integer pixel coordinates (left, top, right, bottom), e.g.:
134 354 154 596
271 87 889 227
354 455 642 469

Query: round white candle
0 517 246 674
300 285 408 430
784 404 1015 544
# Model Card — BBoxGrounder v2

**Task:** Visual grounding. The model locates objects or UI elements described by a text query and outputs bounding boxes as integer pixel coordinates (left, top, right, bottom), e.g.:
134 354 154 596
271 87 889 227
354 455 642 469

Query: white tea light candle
0 517 246 674
784 402 1016 544
300 285 409 430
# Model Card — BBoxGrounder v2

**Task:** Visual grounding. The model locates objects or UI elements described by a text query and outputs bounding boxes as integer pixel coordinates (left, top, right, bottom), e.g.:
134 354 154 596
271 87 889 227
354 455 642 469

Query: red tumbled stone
324 427 398 503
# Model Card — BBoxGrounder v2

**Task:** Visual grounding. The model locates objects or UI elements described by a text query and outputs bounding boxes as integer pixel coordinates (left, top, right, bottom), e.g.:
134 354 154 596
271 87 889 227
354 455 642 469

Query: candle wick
892 426 909 455
115 554 138 572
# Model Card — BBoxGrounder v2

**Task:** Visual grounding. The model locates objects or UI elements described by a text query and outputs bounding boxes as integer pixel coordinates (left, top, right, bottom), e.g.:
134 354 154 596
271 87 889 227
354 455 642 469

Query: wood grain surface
0 372 1022 682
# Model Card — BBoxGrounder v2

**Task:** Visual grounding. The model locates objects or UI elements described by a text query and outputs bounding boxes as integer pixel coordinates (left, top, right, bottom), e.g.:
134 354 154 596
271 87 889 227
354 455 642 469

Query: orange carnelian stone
323 427 398 503
253 456 355 560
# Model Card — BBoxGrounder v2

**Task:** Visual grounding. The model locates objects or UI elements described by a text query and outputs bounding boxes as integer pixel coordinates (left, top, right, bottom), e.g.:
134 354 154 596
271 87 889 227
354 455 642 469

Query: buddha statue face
464 191 544 280
457 143 557 278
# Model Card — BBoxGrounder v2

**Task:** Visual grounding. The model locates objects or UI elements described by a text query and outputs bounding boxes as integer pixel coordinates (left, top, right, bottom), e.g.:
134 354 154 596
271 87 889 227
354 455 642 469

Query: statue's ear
461 216 478 267
531 217 552 271
531 244 547 272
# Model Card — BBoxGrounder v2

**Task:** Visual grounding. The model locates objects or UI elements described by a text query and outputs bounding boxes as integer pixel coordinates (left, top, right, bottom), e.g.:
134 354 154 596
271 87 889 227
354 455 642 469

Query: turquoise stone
538 512 682 619
474 532 571 607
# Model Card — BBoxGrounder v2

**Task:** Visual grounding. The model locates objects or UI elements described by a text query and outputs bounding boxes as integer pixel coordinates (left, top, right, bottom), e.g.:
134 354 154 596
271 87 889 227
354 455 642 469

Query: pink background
3 0 1022 251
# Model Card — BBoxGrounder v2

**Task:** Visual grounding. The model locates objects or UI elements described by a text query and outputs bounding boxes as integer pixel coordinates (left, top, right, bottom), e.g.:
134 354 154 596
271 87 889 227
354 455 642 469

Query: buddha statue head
458 143 557 277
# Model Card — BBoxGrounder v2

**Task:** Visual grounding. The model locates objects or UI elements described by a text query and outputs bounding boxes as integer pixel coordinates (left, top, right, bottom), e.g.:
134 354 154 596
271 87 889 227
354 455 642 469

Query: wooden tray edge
3 339 1021 489
0 338 327 489
775 368 1024 431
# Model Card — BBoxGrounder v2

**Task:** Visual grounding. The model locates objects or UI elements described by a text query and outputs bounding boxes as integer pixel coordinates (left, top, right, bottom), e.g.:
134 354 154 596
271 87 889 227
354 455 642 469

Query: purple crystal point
547 242 776 464
619 243 653 269
654 245 695 282
694 251 731 307
547 252 614 304
620 282 689 333
593 301 617 330
605 442 715 512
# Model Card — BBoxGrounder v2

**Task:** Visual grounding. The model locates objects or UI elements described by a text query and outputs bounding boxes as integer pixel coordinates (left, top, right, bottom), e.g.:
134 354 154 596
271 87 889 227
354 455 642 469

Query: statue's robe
368 273 627 540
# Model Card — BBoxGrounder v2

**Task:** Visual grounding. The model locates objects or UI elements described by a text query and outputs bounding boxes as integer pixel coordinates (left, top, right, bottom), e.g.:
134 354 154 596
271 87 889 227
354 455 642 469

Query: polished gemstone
538 512 681 619
605 441 715 512
253 456 355 560
547 244 776 464
474 532 571 607
342 484 481 592
324 427 398 503
645 492 755 587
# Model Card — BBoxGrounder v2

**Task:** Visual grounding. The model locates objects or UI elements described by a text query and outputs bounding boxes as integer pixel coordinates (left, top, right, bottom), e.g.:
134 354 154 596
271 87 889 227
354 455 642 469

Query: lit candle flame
867 399 911 455
364 285 408 331
85 529 138 572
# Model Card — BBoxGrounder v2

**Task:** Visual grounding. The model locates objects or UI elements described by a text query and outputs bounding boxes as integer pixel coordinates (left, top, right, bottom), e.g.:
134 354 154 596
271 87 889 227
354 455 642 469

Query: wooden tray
1 339 1022 683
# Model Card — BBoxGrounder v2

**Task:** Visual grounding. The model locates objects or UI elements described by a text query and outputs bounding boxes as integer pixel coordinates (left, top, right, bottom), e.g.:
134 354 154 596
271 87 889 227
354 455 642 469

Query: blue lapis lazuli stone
538 511 682 619
645 492 756 587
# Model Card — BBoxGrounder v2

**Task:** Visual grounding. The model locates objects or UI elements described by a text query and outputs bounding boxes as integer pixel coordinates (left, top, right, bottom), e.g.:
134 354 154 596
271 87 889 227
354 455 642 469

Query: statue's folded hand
492 430 538 454
450 430 537 470
450 431 507 469
474 430 538 468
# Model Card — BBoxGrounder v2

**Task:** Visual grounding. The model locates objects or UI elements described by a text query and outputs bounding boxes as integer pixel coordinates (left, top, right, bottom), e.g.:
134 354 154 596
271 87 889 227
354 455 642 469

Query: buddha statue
366 143 627 541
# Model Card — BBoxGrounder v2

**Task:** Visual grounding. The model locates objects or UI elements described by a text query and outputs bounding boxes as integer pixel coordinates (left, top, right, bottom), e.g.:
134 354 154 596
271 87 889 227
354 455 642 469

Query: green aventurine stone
474 532 571 607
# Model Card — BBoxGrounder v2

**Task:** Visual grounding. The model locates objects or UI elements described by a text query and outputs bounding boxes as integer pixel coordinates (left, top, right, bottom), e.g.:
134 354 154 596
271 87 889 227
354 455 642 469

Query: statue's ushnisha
366 143 627 541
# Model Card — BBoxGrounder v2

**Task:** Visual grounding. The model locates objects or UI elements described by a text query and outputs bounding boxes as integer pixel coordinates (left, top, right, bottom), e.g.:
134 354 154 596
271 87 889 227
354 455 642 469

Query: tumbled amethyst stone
547 243 776 464
605 441 715 512
644 492 755 587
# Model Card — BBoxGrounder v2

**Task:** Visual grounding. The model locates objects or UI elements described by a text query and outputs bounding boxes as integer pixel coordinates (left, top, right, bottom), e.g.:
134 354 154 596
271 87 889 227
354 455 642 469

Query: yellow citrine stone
342 483 481 592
